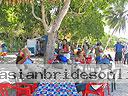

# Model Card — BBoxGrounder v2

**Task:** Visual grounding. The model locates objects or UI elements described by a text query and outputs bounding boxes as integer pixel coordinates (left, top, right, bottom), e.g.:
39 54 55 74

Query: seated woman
16 48 33 64
62 39 70 60
53 49 68 63
75 50 86 64
98 54 110 64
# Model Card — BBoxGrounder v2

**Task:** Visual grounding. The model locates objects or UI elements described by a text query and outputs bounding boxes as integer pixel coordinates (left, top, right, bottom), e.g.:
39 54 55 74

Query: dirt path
112 83 128 96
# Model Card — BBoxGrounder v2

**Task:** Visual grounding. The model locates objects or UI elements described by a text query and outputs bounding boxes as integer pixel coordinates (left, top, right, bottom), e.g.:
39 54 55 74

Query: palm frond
105 0 128 34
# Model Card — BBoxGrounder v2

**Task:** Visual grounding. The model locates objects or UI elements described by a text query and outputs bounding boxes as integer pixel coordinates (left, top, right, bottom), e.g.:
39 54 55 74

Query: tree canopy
0 0 128 52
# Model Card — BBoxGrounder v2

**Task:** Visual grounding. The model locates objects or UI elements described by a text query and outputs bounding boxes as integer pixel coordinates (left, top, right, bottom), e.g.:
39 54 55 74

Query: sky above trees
104 4 128 39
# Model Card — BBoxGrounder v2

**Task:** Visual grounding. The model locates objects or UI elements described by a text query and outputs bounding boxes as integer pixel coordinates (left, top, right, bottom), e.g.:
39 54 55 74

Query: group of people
54 39 128 65
12 38 128 96
15 39 122 95
53 39 112 64
114 41 128 64
16 39 128 65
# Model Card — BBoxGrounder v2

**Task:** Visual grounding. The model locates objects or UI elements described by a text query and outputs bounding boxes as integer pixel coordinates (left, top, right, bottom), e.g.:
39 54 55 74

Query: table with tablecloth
33 82 80 96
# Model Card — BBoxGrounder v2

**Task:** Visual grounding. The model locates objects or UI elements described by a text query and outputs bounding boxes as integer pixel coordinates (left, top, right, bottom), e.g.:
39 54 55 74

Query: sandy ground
111 83 128 96
0 55 43 64
111 65 128 96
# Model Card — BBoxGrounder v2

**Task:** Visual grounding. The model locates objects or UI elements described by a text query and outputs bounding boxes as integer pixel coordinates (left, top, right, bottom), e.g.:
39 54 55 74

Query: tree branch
31 2 43 23
48 0 71 33
40 0 48 31
68 11 86 16
78 0 86 13
0 0 2 4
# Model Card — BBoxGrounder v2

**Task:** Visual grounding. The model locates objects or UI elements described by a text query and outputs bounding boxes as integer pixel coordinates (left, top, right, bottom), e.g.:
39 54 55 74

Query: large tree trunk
44 0 71 63
31 0 71 63
44 32 56 63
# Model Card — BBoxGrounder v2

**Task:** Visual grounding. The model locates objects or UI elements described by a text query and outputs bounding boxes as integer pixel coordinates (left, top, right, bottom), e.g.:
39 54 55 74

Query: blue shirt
114 43 124 52
98 58 110 64
23 58 33 64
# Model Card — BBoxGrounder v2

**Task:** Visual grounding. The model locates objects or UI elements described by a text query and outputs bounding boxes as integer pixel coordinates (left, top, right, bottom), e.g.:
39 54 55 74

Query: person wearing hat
16 48 33 64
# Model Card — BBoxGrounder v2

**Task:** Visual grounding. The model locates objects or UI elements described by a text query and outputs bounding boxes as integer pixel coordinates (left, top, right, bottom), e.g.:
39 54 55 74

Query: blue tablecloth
34 82 80 96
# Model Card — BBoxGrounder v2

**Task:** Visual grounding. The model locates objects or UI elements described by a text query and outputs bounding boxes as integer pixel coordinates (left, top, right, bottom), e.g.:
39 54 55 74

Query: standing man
114 41 124 64
83 41 90 56
94 42 103 64
123 42 128 64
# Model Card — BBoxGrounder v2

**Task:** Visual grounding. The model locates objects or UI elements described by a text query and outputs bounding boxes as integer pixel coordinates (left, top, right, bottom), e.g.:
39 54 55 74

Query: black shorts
124 53 128 59
115 52 122 61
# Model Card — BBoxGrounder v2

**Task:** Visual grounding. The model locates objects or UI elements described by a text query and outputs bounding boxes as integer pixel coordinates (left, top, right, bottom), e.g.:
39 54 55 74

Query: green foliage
101 33 115 48
0 0 128 51
60 1 105 44
104 0 128 32
0 4 44 51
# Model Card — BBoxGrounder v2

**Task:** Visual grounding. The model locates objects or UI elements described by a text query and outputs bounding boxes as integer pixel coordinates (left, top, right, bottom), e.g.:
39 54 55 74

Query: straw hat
17 48 31 64
21 48 31 58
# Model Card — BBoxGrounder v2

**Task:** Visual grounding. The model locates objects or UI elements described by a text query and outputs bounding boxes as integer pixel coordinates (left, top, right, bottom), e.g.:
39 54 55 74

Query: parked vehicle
26 35 48 56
